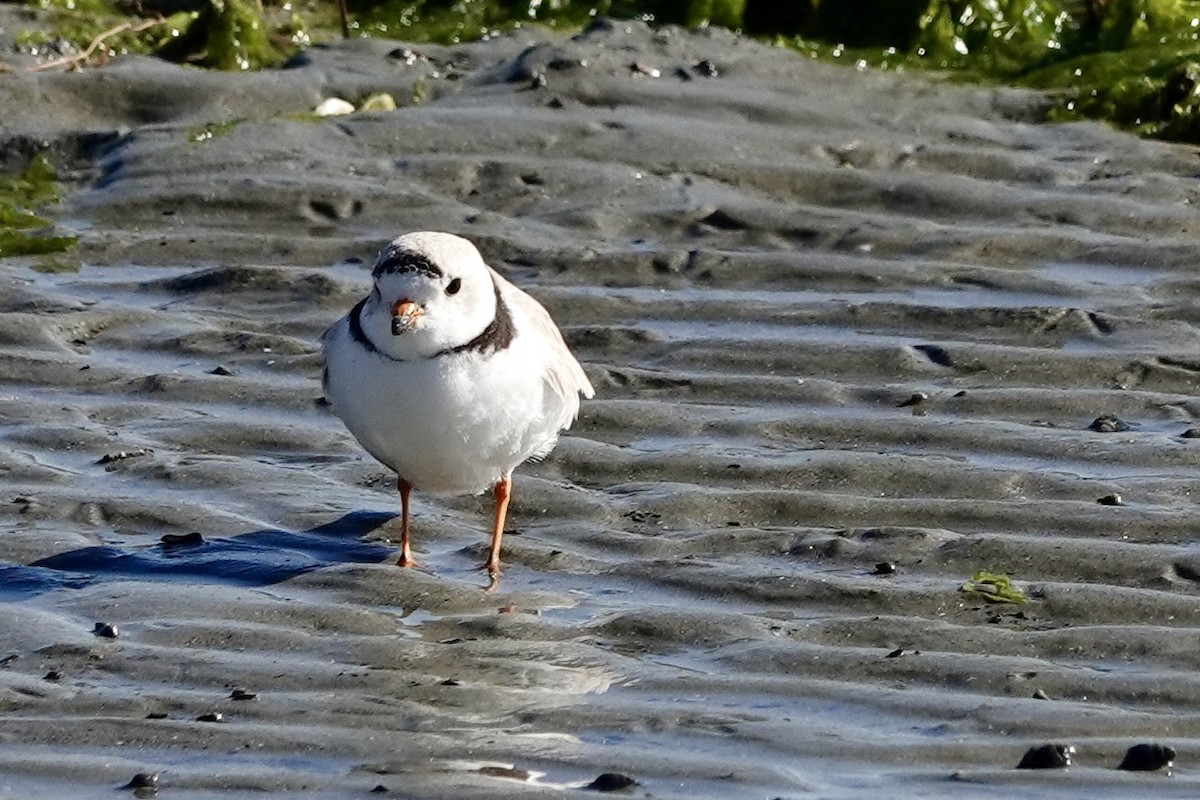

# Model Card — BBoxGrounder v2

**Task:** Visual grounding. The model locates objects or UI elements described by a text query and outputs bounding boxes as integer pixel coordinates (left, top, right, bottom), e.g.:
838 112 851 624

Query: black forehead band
371 247 443 280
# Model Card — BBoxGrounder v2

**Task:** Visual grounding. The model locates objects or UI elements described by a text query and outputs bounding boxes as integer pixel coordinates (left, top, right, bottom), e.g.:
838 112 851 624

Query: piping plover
321 232 594 586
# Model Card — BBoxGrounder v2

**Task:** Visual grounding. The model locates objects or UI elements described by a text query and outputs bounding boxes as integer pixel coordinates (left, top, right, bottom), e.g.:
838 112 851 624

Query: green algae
769 0 1200 144
349 0 745 42
960 570 1028 605
156 0 292 70
0 155 77 260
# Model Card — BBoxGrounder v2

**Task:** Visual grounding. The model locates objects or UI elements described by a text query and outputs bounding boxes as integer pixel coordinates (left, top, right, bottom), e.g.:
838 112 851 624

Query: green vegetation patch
0 155 77 259
347 0 746 42
24 0 312 70
761 0 1200 144
960 570 1028 605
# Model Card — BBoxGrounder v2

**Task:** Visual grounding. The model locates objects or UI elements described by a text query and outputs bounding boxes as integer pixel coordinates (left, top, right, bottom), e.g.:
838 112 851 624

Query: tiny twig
334 0 350 38
29 16 167 72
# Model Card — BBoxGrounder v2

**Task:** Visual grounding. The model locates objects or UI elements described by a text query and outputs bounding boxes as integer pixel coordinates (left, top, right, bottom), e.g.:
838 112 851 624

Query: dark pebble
1031 688 1051 700
208 365 235 376
1017 744 1074 769
93 622 119 638
897 392 928 408
885 648 906 658
145 711 168 719
42 669 62 681
196 712 224 723
161 531 205 548
229 688 258 701
1182 428 1200 438
1097 493 1125 506
370 786 389 794
585 772 638 791
1117 743 1175 771
440 678 461 687
693 59 719 77
1088 414 1132 432
122 772 159 789
872 561 897 575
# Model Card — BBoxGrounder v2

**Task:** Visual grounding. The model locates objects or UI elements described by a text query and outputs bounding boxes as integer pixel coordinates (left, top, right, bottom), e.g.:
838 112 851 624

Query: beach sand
2 16 1200 798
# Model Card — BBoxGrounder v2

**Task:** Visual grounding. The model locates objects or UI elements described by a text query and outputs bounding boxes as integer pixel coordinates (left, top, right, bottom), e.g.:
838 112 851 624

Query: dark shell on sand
1118 743 1175 771
1017 743 1074 769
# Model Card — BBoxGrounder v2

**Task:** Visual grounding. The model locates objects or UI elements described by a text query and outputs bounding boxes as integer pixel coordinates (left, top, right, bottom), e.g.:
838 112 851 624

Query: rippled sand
3 18 1200 799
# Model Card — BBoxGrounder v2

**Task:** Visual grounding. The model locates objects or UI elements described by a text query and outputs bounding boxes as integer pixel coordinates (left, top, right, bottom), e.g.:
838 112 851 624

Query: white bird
321 232 594 586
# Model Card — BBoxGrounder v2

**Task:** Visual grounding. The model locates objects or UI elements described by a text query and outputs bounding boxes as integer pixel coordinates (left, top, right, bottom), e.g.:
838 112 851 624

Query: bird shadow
0 510 396 602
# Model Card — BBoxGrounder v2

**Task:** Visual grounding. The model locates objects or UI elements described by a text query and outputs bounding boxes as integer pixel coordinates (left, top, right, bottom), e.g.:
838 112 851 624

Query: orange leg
396 478 416 568
483 475 512 586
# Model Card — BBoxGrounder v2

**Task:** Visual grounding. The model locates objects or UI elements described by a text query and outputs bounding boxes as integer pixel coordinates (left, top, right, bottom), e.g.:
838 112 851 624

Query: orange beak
391 299 423 335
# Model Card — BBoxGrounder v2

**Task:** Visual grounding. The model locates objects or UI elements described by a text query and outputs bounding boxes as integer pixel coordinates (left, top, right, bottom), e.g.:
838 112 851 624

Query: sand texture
2 18 1200 798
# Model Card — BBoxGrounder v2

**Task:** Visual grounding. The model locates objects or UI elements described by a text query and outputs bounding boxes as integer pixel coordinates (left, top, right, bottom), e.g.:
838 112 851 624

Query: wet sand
3 17 1200 798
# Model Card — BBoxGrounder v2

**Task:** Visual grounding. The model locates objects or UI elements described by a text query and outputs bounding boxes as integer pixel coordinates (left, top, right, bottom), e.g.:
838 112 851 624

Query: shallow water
2 18 1200 799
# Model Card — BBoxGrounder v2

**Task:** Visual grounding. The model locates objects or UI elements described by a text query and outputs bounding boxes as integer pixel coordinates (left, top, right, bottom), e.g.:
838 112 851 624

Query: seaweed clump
0 155 77 259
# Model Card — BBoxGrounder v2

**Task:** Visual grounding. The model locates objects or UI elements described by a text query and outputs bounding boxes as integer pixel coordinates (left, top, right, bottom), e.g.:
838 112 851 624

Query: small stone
885 648 906 658
628 62 660 78
196 712 224 723
208 365 235 376
1032 688 1051 700
1181 428 1200 438
93 622 119 639
145 711 168 719
313 97 355 117
42 669 62 681
123 772 159 789
872 562 897 576
585 772 638 791
693 59 719 77
1017 743 1074 769
440 678 461 687
229 688 257 701
370 785 389 794
1097 493 1124 506
1117 743 1175 771
897 392 928 408
1088 414 1132 433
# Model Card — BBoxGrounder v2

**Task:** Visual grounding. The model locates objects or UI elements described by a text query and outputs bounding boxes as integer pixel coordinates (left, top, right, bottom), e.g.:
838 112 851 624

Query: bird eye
445 278 462 296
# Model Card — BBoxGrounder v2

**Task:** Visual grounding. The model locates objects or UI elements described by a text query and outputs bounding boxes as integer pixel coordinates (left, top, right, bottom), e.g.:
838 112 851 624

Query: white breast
322 316 564 494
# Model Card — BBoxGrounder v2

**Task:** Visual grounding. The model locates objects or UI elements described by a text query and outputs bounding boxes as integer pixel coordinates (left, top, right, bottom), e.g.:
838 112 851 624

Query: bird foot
475 562 501 592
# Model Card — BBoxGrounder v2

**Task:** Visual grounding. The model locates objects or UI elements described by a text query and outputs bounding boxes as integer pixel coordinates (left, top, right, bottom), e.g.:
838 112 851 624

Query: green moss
157 0 292 70
0 155 77 260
